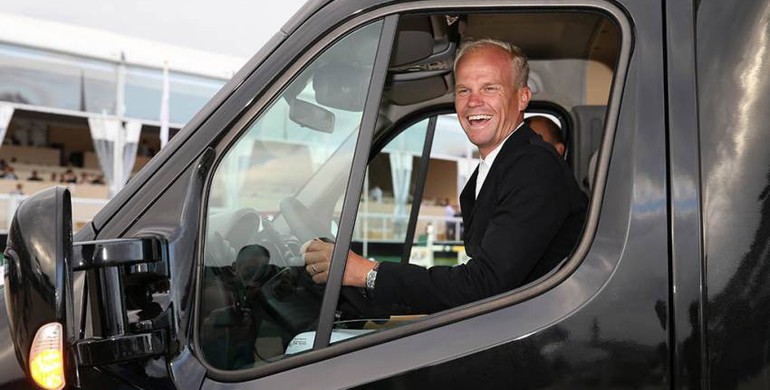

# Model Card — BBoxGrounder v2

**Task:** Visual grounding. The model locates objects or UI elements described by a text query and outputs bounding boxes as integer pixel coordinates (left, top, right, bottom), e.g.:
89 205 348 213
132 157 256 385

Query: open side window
322 7 624 350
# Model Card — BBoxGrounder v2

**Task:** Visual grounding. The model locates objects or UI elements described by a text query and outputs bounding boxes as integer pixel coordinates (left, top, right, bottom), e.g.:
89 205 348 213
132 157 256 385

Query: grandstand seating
0 145 61 166
0 179 109 199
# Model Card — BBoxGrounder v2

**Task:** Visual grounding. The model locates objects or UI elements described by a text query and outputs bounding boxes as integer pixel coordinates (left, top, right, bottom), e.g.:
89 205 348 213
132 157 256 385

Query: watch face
366 269 377 290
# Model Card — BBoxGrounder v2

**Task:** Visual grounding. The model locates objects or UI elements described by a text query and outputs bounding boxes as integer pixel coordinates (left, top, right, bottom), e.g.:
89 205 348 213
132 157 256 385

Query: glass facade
0 42 226 123
125 65 224 123
0 43 117 113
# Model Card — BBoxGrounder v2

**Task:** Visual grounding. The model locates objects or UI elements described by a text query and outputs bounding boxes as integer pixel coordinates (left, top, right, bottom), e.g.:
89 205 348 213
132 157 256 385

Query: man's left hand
301 239 375 287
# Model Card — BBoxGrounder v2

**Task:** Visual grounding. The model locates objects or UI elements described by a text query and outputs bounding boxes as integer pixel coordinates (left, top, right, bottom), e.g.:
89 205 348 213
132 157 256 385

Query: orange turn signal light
29 322 65 390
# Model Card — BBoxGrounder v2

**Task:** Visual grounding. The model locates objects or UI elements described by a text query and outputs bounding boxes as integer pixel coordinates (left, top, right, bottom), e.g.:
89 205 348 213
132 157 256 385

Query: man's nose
466 91 483 107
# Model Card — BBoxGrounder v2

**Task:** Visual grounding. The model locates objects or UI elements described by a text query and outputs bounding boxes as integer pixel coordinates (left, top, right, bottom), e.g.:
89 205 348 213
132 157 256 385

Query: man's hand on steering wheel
301 239 376 287
280 196 387 319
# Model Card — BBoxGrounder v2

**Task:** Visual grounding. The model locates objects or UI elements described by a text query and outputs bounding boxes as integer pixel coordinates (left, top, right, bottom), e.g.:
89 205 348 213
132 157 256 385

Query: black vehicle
1 0 768 389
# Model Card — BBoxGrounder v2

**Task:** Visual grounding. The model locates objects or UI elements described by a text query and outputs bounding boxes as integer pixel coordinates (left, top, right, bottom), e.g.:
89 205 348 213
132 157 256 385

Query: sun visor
390 30 434 67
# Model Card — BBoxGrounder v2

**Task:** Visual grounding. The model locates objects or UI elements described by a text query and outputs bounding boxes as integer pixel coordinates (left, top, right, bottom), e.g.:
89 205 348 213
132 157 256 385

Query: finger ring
311 264 318 274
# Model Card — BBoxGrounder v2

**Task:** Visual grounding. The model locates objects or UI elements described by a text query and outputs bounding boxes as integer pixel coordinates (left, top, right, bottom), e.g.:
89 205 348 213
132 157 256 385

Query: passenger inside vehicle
528 115 566 157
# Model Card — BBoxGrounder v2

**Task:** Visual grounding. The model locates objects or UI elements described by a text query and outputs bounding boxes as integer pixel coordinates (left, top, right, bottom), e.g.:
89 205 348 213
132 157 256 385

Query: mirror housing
4 186 74 374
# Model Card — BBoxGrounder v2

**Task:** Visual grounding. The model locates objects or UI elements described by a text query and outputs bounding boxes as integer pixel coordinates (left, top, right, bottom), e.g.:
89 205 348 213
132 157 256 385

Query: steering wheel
279 197 333 243
278 197 386 320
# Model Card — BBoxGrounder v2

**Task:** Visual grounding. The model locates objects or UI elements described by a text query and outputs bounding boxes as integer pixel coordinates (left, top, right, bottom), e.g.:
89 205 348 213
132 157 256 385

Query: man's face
454 46 531 158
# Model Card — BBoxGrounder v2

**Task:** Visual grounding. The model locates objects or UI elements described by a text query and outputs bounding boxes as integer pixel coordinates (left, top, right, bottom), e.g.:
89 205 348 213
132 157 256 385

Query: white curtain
122 120 142 185
0 105 14 147
88 117 142 197
389 151 412 237
159 62 170 149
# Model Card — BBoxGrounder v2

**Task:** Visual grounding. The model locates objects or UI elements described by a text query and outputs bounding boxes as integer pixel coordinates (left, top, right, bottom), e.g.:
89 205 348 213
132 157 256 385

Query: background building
0 12 246 229
0 8 554 264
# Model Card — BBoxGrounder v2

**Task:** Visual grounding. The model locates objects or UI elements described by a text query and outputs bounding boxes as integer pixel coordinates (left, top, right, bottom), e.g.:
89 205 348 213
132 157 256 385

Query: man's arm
374 148 571 313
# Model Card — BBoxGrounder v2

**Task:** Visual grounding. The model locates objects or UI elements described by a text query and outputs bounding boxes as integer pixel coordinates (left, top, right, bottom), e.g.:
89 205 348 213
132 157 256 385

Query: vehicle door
83 0 672 389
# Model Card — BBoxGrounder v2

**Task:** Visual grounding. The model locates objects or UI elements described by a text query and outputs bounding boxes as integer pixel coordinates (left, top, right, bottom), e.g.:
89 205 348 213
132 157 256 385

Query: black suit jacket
374 124 588 313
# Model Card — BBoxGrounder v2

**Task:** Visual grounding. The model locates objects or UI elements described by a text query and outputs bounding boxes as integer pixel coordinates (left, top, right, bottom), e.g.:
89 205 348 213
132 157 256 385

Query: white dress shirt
475 123 523 198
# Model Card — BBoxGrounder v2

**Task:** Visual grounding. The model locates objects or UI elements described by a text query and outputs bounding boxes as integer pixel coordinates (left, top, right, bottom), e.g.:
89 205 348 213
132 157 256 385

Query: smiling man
303 38 588 314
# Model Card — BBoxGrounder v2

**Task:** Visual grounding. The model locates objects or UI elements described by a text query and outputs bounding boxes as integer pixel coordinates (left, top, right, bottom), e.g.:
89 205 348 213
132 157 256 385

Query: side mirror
3 186 170 389
4 186 74 388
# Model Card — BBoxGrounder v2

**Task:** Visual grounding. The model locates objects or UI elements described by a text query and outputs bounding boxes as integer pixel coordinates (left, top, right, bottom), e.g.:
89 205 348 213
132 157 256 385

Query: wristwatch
365 261 380 291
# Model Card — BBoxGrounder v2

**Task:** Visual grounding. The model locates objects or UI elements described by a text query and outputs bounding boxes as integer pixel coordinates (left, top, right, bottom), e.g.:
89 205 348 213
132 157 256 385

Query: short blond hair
453 38 529 89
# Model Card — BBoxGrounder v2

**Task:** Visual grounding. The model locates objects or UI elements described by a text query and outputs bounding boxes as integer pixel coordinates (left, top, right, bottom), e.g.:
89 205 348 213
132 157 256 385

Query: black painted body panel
698 0 770 389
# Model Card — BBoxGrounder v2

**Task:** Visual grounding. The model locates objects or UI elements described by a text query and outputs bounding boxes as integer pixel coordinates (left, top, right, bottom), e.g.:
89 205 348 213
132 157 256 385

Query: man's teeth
468 114 492 121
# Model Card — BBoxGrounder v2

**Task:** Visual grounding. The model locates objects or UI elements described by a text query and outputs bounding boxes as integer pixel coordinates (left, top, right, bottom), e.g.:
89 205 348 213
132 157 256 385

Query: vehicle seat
587 149 599 191
570 105 606 192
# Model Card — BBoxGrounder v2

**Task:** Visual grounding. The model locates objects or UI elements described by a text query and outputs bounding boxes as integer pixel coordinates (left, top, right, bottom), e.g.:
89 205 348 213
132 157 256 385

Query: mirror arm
73 237 165 271
75 330 166 366
71 236 171 366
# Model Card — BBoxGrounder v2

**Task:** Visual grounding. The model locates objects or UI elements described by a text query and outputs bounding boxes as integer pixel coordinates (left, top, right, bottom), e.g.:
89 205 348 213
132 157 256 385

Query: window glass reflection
199 21 384 369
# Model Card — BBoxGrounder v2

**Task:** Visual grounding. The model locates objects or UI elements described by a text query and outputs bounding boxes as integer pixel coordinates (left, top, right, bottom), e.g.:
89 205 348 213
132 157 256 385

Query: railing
353 212 463 243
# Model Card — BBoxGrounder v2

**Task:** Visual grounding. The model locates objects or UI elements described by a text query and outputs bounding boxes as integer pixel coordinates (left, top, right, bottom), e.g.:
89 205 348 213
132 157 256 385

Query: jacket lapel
460 127 530 243
459 166 478 237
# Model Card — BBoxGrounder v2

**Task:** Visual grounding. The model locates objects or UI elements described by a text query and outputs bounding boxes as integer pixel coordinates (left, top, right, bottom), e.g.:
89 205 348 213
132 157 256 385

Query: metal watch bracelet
365 261 380 291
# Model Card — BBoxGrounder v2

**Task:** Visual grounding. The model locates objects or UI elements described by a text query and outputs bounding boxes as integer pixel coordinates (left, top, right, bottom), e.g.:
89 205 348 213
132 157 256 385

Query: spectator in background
369 185 383 203
3 166 18 180
80 172 90 184
50 172 58 182
61 169 77 184
443 197 457 240
9 183 23 196
91 174 106 185
27 170 43 181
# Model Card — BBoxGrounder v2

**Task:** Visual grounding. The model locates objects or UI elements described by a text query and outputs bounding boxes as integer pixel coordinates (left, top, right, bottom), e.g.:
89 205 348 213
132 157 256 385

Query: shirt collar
478 122 524 169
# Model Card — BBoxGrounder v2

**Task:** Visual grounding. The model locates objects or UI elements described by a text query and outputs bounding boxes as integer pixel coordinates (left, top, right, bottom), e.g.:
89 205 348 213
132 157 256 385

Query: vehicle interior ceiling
378 11 620 191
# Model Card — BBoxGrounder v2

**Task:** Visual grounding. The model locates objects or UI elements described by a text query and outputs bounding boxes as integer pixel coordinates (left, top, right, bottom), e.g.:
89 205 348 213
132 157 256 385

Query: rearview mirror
289 99 335 133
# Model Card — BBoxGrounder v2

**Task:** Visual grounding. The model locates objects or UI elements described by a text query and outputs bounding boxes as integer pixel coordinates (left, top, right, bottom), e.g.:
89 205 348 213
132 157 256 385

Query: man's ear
555 143 566 157
519 87 532 110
